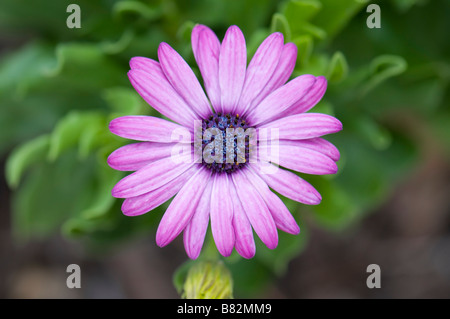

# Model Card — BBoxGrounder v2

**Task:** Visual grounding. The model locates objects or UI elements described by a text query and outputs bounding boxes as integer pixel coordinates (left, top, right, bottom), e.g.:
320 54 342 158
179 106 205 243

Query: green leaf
309 131 418 230
78 119 108 160
99 29 134 55
312 0 369 40
0 42 120 154
173 259 196 295
74 144 125 224
80 158 122 220
44 42 126 90
5 135 50 189
294 53 328 77
177 20 195 43
309 177 359 230
12 151 98 239
361 54 408 95
102 87 149 116
282 0 322 24
270 13 291 41
353 116 392 151
297 23 327 40
326 51 349 83
48 111 105 161
292 35 314 68
113 1 162 21
282 0 326 40
0 42 54 98
62 217 115 238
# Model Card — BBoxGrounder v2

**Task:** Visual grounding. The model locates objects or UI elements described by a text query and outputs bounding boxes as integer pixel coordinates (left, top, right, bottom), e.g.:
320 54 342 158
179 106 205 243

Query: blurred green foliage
1 0 449 297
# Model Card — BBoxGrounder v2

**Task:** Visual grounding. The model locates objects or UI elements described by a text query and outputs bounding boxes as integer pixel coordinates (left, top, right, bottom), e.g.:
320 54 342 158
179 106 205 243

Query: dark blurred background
0 0 449 298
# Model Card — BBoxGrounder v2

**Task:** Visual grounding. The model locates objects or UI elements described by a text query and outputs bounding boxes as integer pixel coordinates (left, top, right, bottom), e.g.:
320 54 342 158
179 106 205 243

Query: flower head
108 25 342 259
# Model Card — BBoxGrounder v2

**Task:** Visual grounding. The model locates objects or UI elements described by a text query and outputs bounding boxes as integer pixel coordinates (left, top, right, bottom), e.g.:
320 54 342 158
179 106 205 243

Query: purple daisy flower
108 24 342 259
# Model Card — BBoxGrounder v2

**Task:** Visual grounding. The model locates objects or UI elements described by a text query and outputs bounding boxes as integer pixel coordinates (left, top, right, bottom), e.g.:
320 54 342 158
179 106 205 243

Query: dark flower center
200 113 253 174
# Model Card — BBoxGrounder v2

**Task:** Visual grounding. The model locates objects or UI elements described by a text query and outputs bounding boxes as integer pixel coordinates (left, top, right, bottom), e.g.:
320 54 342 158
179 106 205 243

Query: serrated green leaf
80 156 122 219
12 151 97 239
5 135 50 189
78 121 106 160
48 111 105 161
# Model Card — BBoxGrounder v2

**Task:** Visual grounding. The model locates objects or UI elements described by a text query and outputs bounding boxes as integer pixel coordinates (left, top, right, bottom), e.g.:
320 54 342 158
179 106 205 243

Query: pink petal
191 24 209 61
253 161 322 205
235 32 284 115
111 152 193 198
282 76 328 118
246 75 316 126
259 113 343 140
219 25 246 114
258 139 338 175
230 182 255 259
156 167 211 247
121 165 197 216
231 170 278 250
210 173 235 257
158 42 212 119
192 25 221 112
280 138 340 162
129 56 160 74
128 69 199 129
183 178 213 259
107 142 182 171
246 168 300 234
247 43 298 111
109 116 191 143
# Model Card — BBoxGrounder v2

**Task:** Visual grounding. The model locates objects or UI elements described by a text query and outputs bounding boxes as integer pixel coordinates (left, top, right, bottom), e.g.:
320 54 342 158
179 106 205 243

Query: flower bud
183 261 233 299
